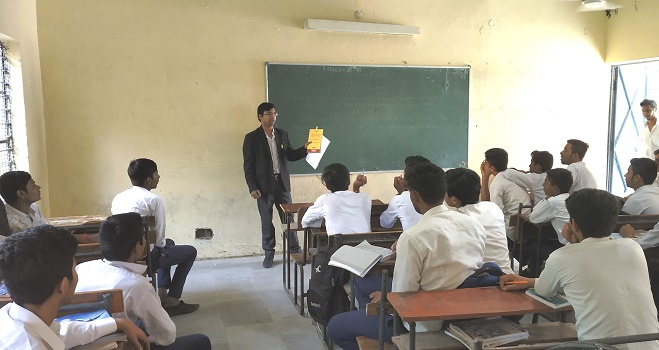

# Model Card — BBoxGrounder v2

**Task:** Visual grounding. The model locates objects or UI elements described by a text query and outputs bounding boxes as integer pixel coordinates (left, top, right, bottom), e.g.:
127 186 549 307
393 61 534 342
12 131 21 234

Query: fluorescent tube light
304 19 420 36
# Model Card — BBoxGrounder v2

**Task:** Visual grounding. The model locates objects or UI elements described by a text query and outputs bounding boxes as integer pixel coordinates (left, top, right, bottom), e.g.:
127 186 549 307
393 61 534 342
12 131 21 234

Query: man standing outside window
641 99 659 158
243 102 310 268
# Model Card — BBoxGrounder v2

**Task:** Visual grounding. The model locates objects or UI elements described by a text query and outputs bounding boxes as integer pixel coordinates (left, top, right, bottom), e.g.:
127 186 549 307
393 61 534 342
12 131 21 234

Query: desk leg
409 321 416 350
349 274 355 311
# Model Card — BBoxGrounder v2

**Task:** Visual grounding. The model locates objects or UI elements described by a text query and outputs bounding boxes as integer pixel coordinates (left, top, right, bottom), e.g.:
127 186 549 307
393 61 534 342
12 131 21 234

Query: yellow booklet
307 128 323 153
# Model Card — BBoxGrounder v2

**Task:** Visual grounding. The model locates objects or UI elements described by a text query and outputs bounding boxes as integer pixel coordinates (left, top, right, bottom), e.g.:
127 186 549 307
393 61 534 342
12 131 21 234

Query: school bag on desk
306 235 350 325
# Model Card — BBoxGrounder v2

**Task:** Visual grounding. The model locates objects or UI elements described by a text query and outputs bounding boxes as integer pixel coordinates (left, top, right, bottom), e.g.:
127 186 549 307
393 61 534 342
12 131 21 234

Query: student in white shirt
76 213 211 350
301 163 371 235
0 170 48 234
111 158 198 316
328 163 487 350
641 99 659 159
0 225 149 350
480 148 532 240
501 150 553 206
501 189 659 350
445 167 513 274
653 149 659 187
526 168 573 276
559 139 597 193
379 156 429 231
621 158 659 215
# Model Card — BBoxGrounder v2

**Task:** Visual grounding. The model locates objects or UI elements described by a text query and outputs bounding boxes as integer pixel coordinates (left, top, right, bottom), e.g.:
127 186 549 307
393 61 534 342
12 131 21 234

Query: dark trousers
328 310 394 350
353 275 392 310
151 334 211 350
151 238 197 298
256 177 300 252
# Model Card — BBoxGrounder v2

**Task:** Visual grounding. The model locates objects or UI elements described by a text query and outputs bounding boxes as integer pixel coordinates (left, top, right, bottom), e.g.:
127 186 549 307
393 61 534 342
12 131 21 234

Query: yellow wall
607 0 659 63
22 0 613 258
0 0 49 214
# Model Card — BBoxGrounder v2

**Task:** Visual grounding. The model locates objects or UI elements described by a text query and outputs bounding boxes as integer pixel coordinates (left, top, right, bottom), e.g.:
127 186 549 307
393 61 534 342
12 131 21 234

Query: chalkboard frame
265 62 470 175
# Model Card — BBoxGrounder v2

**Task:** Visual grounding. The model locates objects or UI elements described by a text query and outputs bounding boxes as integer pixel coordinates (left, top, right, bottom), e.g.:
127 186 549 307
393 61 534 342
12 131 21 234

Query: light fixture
304 19 420 36
577 0 622 12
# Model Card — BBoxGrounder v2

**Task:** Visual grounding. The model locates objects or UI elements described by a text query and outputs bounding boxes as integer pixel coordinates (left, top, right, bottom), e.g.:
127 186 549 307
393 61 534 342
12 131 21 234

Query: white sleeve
379 195 400 229
533 255 562 298
621 195 640 215
60 318 117 349
152 197 167 247
528 199 555 224
490 183 505 211
301 196 325 228
502 171 535 191
127 287 176 345
635 222 659 250
392 233 423 293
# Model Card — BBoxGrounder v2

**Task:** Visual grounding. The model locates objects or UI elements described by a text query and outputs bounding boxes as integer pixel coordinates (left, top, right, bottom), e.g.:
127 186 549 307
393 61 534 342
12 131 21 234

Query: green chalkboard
266 63 469 174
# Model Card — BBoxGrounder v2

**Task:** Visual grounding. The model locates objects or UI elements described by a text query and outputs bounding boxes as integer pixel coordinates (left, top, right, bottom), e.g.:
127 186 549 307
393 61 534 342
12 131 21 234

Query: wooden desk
46 215 108 230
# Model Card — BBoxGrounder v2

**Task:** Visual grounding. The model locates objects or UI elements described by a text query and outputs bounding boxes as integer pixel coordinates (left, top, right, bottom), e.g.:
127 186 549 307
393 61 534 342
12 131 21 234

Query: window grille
0 42 15 174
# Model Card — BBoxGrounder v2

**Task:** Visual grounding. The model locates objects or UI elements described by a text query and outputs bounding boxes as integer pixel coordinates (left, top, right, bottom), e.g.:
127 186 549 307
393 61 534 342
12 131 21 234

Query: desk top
388 287 571 322
280 199 385 214
46 215 109 228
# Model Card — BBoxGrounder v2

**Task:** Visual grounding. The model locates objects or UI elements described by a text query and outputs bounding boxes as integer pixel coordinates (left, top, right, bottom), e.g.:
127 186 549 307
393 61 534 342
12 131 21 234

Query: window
0 42 15 173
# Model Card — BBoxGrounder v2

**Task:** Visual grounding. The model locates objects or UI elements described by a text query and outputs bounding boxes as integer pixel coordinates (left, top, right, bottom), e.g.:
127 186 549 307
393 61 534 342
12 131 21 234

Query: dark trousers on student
256 176 300 255
151 238 197 298
151 334 211 350
328 310 395 350
353 275 393 310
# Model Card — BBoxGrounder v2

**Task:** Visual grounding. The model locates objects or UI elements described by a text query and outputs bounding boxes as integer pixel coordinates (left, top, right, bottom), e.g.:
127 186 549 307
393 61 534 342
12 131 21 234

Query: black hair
641 99 657 109
531 151 553 173
0 225 78 305
654 149 659 156
128 158 158 187
0 171 32 205
484 148 508 172
321 163 351 192
257 102 276 120
545 168 573 194
404 163 446 205
404 155 431 168
630 158 657 185
99 213 145 261
445 168 481 205
565 189 619 238
567 139 589 160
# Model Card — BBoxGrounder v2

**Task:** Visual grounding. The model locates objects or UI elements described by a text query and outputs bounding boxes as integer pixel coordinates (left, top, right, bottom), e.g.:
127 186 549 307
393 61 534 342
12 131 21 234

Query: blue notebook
55 309 110 323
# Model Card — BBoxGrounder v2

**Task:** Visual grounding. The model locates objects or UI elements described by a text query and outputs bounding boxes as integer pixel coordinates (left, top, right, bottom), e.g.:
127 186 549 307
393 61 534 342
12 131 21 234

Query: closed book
445 317 529 349
525 289 570 309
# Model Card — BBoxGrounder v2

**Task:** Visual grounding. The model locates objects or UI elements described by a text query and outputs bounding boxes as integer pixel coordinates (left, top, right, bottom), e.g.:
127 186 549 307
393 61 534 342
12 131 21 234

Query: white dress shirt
536 238 659 350
642 121 659 159
379 191 422 230
634 222 659 250
301 190 371 235
566 162 597 193
458 202 513 274
529 193 570 245
501 171 547 206
75 259 176 345
392 204 486 332
0 302 117 350
489 170 532 239
5 203 47 234
622 185 659 215
111 186 166 247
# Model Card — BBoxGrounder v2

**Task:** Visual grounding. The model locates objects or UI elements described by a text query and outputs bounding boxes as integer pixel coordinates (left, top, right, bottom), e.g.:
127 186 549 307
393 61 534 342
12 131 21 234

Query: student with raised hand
379 156 430 231
501 150 553 206
76 213 211 350
621 158 659 215
0 225 150 350
301 163 371 235
559 139 597 193
480 148 532 240
327 163 487 350
445 167 512 274
501 189 659 350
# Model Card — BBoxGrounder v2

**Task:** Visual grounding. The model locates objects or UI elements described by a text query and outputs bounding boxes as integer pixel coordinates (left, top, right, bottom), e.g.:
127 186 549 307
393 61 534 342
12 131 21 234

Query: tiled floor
172 255 325 350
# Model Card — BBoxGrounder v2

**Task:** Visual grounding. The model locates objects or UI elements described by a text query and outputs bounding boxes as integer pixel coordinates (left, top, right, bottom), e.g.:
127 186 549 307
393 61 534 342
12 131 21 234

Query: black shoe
164 301 200 317
263 251 275 268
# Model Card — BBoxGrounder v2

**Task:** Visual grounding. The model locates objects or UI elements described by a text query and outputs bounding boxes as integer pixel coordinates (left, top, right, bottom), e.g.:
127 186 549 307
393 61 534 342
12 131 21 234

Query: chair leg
293 260 299 307
299 263 305 315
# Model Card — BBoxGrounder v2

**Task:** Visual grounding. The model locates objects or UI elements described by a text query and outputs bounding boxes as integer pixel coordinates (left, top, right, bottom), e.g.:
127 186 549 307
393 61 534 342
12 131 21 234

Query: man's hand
369 291 382 303
115 318 150 350
480 161 493 180
250 190 261 199
353 174 367 193
499 274 534 291
562 222 579 244
304 141 311 150
390 239 398 252
620 224 645 238
393 176 405 195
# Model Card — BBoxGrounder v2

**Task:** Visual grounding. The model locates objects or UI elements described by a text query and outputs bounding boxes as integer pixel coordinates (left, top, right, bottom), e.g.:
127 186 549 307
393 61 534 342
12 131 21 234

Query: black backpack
306 242 351 325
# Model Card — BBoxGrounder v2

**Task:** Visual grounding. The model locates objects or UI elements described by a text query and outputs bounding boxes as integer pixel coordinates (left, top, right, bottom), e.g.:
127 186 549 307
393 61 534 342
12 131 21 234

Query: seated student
76 213 211 350
621 158 659 215
445 167 513 274
501 189 659 350
111 158 199 316
559 139 597 193
379 155 430 231
526 168 573 275
0 225 150 349
301 163 371 235
501 150 553 206
0 170 47 234
653 149 659 187
480 148 532 240
327 163 487 350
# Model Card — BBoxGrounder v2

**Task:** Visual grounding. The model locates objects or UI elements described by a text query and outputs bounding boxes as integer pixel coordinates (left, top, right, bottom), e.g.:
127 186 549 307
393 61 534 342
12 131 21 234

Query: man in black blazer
243 102 309 268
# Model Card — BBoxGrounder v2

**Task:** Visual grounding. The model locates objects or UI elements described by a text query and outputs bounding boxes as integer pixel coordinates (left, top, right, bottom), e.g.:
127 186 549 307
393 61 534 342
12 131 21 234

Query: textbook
525 289 570 309
445 317 529 349
70 332 127 350
307 128 323 153
328 240 395 278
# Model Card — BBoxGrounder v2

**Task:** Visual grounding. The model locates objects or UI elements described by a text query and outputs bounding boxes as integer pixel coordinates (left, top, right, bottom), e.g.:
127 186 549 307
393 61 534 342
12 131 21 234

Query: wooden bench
614 214 659 231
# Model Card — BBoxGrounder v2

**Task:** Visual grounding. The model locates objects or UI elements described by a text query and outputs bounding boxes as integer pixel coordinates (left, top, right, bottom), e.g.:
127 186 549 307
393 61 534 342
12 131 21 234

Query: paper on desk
306 135 330 169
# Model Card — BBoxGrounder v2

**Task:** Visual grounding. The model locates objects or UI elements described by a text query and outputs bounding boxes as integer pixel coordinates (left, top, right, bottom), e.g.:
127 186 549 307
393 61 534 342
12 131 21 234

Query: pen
361 168 366 187
504 281 527 285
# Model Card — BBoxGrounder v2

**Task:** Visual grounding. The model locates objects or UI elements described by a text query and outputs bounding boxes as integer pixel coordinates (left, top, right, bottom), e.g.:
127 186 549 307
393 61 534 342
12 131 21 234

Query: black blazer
243 127 307 195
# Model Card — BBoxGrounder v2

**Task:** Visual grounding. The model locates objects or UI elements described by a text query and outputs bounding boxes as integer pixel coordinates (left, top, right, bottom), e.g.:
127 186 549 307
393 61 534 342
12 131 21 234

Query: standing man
243 102 310 268
641 99 659 158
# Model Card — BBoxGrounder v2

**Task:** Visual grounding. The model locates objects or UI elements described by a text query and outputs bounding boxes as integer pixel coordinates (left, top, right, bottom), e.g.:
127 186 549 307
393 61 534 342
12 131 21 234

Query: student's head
543 168 573 197
321 163 351 192
641 99 657 121
565 189 619 239
404 163 446 212
560 139 589 164
404 155 431 169
99 213 146 262
529 151 553 174
654 149 659 167
625 158 657 189
257 102 277 128
445 168 480 208
0 171 41 206
0 225 78 306
128 158 160 189
483 148 508 173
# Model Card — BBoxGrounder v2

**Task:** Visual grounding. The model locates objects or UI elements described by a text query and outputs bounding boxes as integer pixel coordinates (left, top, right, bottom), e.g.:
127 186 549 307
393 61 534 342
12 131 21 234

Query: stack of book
445 317 529 349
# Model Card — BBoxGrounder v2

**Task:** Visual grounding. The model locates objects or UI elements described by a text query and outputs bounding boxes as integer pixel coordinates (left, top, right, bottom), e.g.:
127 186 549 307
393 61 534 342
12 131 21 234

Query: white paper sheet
306 135 330 169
